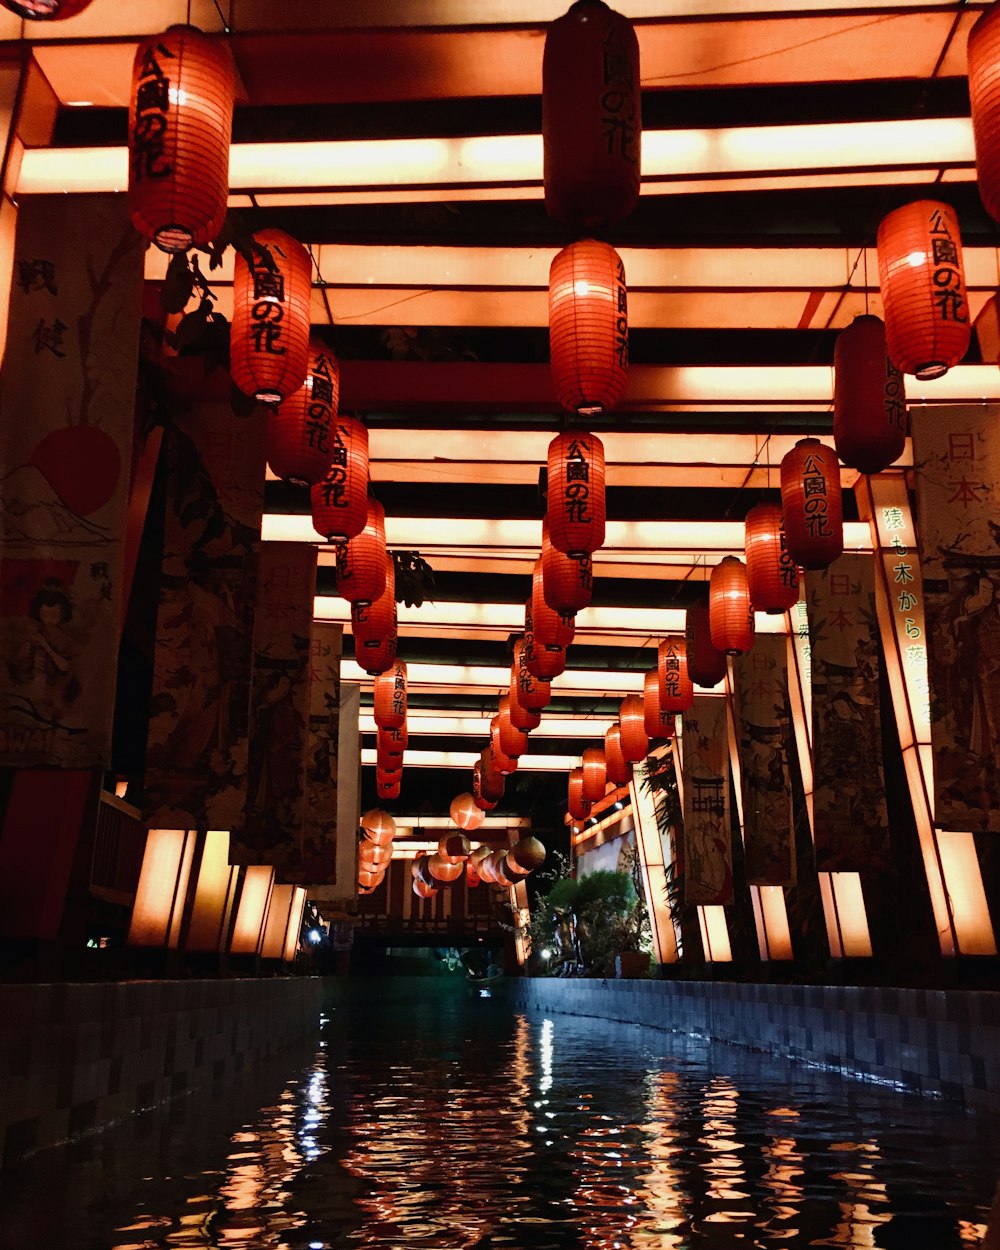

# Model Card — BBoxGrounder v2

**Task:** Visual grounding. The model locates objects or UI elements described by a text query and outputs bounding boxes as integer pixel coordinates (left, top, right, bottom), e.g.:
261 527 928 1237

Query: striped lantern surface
686 600 727 688
643 669 675 740
375 744 402 774
657 635 694 714
358 868 385 890
497 696 529 758
450 793 485 831
335 498 387 605
549 241 628 414
605 724 630 785
231 228 312 404
710 556 754 656
970 3 1000 222
744 502 798 614
358 840 391 871
619 694 648 762
490 717 519 775
581 746 607 801
373 659 407 730
542 0 641 228
547 430 606 555
266 338 338 486
568 768 592 821
526 633 567 680
876 199 970 379
833 315 907 475
377 723 407 764
532 558 575 650
542 520 594 613
311 414 369 542
357 630 397 677
438 832 472 864
780 439 843 570
412 878 437 900
361 808 395 842
428 854 463 884
376 772 401 801
472 762 499 812
511 638 551 712
128 25 233 253
508 674 543 731
352 559 395 652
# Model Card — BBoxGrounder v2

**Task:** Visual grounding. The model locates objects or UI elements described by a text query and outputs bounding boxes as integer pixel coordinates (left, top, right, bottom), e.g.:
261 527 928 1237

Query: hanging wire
210 0 232 33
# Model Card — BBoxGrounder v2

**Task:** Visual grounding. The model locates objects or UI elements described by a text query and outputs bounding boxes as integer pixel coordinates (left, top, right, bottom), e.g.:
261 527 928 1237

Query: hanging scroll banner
912 407 1000 832
232 541 317 876
680 695 732 905
732 635 796 886
807 554 891 871
143 365 267 830
300 621 343 887
0 195 143 766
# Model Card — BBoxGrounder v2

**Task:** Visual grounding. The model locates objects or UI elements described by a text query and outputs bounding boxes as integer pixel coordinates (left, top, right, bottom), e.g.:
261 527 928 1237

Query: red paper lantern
490 717 519 776
568 767 592 822
376 772 401 801
373 659 407 730
581 746 607 801
833 314 907 475
657 635 694 714
549 242 628 414
542 0 641 228
473 762 499 812
352 556 395 649
547 430 606 554
377 723 407 763
511 638 551 712
336 498 387 605
128 25 233 253
358 867 386 890
686 600 727 688
357 630 397 677
510 837 547 873
358 840 391 871
532 558 575 650
466 859 482 889
605 724 630 786
876 199 970 379
970 4 1000 222
619 694 648 763
4 0 93 16
450 793 486 832
643 669 675 740
231 228 312 404
744 502 799 614
361 808 395 842
542 520 594 614
428 853 463 883
780 438 843 570
508 675 543 732
479 750 506 801
375 742 403 774
710 556 754 656
526 633 567 681
266 339 338 486
311 414 370 542
497 697 529 758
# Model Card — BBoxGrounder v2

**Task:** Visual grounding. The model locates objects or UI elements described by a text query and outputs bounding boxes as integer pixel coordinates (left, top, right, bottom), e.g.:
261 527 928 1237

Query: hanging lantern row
414 836 547 899
357 808 397 892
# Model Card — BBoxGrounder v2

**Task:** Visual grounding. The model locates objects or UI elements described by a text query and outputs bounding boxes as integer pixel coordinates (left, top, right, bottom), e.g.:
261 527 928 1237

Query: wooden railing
90 793 146 906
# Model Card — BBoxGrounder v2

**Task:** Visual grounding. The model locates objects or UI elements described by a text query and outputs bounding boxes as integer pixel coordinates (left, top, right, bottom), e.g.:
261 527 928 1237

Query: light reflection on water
0 992 995 1249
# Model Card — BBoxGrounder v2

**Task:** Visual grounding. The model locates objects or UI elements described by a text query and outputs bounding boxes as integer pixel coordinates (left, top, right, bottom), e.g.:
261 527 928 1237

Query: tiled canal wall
0 977 323 1165
509 978 1000 1113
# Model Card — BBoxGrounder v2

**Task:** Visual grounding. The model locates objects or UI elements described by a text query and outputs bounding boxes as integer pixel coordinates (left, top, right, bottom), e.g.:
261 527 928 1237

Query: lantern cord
211 0 233 34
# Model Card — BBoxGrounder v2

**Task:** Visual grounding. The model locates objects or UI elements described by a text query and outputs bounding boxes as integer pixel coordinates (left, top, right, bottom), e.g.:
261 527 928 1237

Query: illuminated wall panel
628 757 680 965
230 865 274 956
127 828 195 949
186 829 239 954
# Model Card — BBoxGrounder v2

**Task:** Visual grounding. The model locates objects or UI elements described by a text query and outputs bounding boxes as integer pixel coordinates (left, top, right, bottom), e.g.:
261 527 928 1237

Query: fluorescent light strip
390 815 530 829
361 713 615 738
362 748 578 771
343 659 644 697
272 515 874 555
17 117 974 198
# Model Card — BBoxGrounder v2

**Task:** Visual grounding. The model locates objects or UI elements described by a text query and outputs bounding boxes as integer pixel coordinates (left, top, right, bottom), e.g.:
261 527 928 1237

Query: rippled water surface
1 984 997 1248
